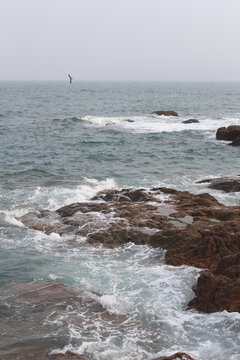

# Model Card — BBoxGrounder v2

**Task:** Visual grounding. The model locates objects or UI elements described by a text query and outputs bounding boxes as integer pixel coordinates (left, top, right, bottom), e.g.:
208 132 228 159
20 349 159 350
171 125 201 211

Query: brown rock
229 136 240 147
188 270 240 313
1 281 130 359
216 125 240 141
152 110 179 117
215 252 240 277
153 352 196 360
182 119 199 124
197 176 240 192
49 352 86 360
4 350 86 360
216 126 230 140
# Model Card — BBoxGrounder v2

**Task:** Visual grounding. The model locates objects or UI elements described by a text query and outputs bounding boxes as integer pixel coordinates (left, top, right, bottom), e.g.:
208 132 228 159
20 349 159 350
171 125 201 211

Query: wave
2 177 117 221
81 114 240 134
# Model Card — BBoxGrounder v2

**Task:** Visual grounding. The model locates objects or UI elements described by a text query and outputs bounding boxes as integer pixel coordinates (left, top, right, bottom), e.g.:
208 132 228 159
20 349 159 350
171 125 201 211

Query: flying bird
68 74 73 84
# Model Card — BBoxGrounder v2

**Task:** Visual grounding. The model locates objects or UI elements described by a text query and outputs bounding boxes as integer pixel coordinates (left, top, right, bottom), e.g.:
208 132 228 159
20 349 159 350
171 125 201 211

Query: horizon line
1 79 240 82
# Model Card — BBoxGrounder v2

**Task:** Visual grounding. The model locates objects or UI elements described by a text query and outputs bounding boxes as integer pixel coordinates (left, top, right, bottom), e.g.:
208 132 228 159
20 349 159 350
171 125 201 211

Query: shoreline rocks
18 187 240 314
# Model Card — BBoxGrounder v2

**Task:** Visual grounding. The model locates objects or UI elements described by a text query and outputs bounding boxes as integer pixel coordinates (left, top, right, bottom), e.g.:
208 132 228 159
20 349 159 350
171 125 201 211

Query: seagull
68 74 73 84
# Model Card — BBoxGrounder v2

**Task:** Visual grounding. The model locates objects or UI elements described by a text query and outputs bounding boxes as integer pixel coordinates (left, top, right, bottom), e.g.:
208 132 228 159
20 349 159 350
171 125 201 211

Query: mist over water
1 81 240 359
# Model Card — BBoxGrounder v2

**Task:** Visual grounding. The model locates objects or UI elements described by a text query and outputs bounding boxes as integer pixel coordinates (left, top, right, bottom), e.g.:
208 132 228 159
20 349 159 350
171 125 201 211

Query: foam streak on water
82 114 240 134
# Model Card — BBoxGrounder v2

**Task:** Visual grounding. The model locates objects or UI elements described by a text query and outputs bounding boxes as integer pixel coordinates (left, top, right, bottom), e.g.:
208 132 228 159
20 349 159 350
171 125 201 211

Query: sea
0 81 240 360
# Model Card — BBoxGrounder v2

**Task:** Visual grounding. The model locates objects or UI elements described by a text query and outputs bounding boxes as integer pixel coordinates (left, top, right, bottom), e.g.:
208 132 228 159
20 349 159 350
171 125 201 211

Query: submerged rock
197 176 240 192
18 187 240 314
152 110 179 117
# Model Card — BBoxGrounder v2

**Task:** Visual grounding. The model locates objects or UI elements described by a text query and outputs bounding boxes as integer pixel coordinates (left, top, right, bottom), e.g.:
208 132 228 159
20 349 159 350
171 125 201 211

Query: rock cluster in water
216 125 240 146
19 187 240 314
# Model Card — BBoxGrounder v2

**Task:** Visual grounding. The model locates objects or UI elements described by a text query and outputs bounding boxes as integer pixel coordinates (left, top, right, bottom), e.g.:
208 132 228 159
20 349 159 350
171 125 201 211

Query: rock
229 136 240 147
91 188 153 202
216 125 240 141
152 110 179 117
197 176 240 192
18 186 240 314
216 126 230 140
3 350 86 360
1 281 129 359
49 353 86 360
215 252 240 277
153 352 196 360
181 119 199 124
189 252 240 313
188 269 240 313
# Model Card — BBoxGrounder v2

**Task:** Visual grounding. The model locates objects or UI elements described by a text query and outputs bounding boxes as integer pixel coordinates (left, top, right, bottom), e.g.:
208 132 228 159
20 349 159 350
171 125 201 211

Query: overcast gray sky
0 0 240 81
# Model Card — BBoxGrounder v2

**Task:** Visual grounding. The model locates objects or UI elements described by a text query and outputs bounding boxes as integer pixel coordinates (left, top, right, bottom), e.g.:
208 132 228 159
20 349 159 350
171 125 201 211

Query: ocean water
0 81 240 359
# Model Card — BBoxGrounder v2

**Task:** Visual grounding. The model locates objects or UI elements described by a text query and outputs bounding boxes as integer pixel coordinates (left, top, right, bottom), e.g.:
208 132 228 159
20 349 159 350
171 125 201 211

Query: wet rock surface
0 281 128 359
19 187 240 314
197 176 240 192
152 110 179 117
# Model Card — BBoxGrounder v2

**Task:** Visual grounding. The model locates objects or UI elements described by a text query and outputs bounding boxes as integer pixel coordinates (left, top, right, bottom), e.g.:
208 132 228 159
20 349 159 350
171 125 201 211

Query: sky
0 0 240 81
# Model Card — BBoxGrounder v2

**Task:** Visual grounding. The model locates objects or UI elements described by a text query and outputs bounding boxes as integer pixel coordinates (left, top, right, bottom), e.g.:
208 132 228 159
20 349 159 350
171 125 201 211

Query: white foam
1 178 117 227
81 114 240 134
0 210 26 227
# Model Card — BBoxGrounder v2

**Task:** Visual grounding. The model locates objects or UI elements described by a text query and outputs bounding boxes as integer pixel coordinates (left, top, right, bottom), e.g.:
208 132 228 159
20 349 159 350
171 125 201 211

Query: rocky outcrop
216 125 240 142
152 110 179 117
153 353 196 360
181 119 199 124
197 176 240 192
18 187 240 314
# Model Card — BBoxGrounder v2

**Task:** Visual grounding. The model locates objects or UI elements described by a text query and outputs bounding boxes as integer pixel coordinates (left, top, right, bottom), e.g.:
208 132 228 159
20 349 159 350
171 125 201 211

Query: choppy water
0 81 240 359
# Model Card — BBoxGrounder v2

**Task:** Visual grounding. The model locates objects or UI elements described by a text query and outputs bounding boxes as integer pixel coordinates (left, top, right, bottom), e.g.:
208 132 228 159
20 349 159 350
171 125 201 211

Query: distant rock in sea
216 125 240 141
182 119 199 124
152 110 179 117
